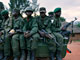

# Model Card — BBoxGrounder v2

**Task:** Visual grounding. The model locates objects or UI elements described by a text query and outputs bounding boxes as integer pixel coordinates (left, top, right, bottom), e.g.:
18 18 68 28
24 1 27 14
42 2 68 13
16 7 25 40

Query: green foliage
76 22 80 27
9 0 30 11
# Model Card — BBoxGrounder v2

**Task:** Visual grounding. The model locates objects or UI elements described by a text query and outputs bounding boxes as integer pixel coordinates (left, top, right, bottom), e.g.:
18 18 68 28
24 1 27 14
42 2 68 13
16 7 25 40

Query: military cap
25 7 33 12
54 7 61 13
48 11 53 15
1 10 8 15
39 7 46 12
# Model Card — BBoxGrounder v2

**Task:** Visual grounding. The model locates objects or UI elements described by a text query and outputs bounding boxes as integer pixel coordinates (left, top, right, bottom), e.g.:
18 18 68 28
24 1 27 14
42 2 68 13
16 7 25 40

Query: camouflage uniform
11 16 24 57
51 7 65 60
35 7 56 59
0 10 13 60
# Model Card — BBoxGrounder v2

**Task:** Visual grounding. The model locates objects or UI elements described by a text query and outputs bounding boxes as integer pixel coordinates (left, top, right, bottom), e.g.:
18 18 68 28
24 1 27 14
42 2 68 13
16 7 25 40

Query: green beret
54 7 61 13
39 7 46 12
48 11 53 15
1 10 8 15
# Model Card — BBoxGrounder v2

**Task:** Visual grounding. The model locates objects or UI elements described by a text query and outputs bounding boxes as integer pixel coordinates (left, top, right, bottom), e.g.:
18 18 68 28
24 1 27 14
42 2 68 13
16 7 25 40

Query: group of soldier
0 1 66 60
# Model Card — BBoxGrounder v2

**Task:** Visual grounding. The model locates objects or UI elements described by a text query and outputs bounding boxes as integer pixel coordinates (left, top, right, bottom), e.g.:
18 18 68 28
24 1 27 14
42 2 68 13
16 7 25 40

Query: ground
63 41 80 60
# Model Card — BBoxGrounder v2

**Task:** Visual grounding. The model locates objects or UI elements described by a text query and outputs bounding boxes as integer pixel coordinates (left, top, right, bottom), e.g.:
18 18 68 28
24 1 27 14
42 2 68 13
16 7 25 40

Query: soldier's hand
24 32 31 38
0 32 3 36
39 31 45 37
9 29 15 34
45 34 53 39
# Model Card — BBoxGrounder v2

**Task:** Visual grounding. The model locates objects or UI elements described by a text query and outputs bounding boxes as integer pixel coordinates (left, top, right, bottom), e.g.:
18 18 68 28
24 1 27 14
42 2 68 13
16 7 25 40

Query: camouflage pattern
35 16 56 57
11 16 24 57
23 16 39 50
1 18 12 56
50 16 64 51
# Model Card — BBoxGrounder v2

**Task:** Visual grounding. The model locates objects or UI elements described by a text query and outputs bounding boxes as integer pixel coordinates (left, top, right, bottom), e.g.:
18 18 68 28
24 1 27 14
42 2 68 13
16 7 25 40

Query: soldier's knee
32 33 40 39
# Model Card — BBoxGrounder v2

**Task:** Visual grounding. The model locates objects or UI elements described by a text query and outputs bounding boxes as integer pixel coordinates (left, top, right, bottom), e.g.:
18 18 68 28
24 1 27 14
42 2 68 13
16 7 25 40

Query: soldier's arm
30 19 38 35
45 19 52 34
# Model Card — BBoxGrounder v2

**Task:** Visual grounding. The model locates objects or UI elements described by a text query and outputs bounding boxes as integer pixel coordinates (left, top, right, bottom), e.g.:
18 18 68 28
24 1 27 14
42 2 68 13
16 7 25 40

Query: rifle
61 17 77 31
39 29 60 46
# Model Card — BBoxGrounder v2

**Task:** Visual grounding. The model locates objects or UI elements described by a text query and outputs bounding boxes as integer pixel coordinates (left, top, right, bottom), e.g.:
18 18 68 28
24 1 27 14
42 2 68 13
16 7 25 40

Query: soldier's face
12 11 18 17
40 12 46 17
49 14 54 17
25 11 33 16
2 14 8 19
55 12 61 17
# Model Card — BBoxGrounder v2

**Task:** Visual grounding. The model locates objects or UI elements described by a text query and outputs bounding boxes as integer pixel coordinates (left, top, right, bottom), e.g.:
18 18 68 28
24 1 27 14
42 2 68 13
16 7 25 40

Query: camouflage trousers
11 34 20 57
53 32 63 51
4 35 12 56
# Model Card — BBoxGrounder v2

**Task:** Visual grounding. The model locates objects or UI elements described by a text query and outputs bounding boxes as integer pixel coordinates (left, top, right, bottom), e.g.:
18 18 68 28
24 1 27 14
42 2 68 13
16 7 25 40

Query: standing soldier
0 2 4 59
50 7 65 60
23 7 39 60
36 7 56 60
1 10 12 60
10 8 25 60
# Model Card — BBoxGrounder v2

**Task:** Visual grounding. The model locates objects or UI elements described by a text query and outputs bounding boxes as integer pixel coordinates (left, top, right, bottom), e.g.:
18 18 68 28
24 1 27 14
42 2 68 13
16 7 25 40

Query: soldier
23 7 39 60
48 11 54 18
36 7 56 60
10 8 25 60
1 10 12 60
0 2 4 59
0 2 4 27
50 7 65 60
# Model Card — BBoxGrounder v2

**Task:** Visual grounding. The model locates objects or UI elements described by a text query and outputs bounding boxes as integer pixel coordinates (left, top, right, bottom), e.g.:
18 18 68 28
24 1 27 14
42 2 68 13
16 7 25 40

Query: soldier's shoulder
60 17 66 22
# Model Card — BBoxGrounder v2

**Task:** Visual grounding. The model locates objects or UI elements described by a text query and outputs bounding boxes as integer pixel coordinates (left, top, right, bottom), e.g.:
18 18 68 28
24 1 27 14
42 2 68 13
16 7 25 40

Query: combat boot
50 52 55 60
56 50 62 60
26 51 30 60
20 49 26 60
31 51 35 60
0 50 4 60
3 56 10 60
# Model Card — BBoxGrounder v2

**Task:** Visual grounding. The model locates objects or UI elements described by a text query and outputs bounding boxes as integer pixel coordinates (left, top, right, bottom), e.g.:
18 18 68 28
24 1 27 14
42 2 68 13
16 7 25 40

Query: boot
31 51 35 60
50 52 55 60
3 56 10 60
20 50 26 60
0 50 4 60
56 50 62 60
13 57 19 60
26 51 31 60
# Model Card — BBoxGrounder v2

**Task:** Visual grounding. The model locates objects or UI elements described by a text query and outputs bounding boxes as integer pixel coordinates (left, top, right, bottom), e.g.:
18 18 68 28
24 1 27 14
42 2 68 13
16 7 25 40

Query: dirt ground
63 41 80 60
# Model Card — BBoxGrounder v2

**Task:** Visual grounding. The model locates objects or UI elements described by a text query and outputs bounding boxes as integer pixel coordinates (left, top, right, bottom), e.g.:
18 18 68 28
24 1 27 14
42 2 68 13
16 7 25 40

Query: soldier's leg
3 35 12 60
31 33 40 60
47 34 56 60
0 43 4 60
0 35 4 60
26 33 40 60
53 32 63 60
11 34 20 60
31 33 40 50
20 34 26 60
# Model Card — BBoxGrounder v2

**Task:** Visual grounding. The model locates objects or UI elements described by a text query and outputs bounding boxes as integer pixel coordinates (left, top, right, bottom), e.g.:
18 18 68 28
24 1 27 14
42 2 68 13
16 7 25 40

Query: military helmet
54 7 61 13
39 7 46 12
48 11 53 15
25 7 33 12
1 10 8 15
